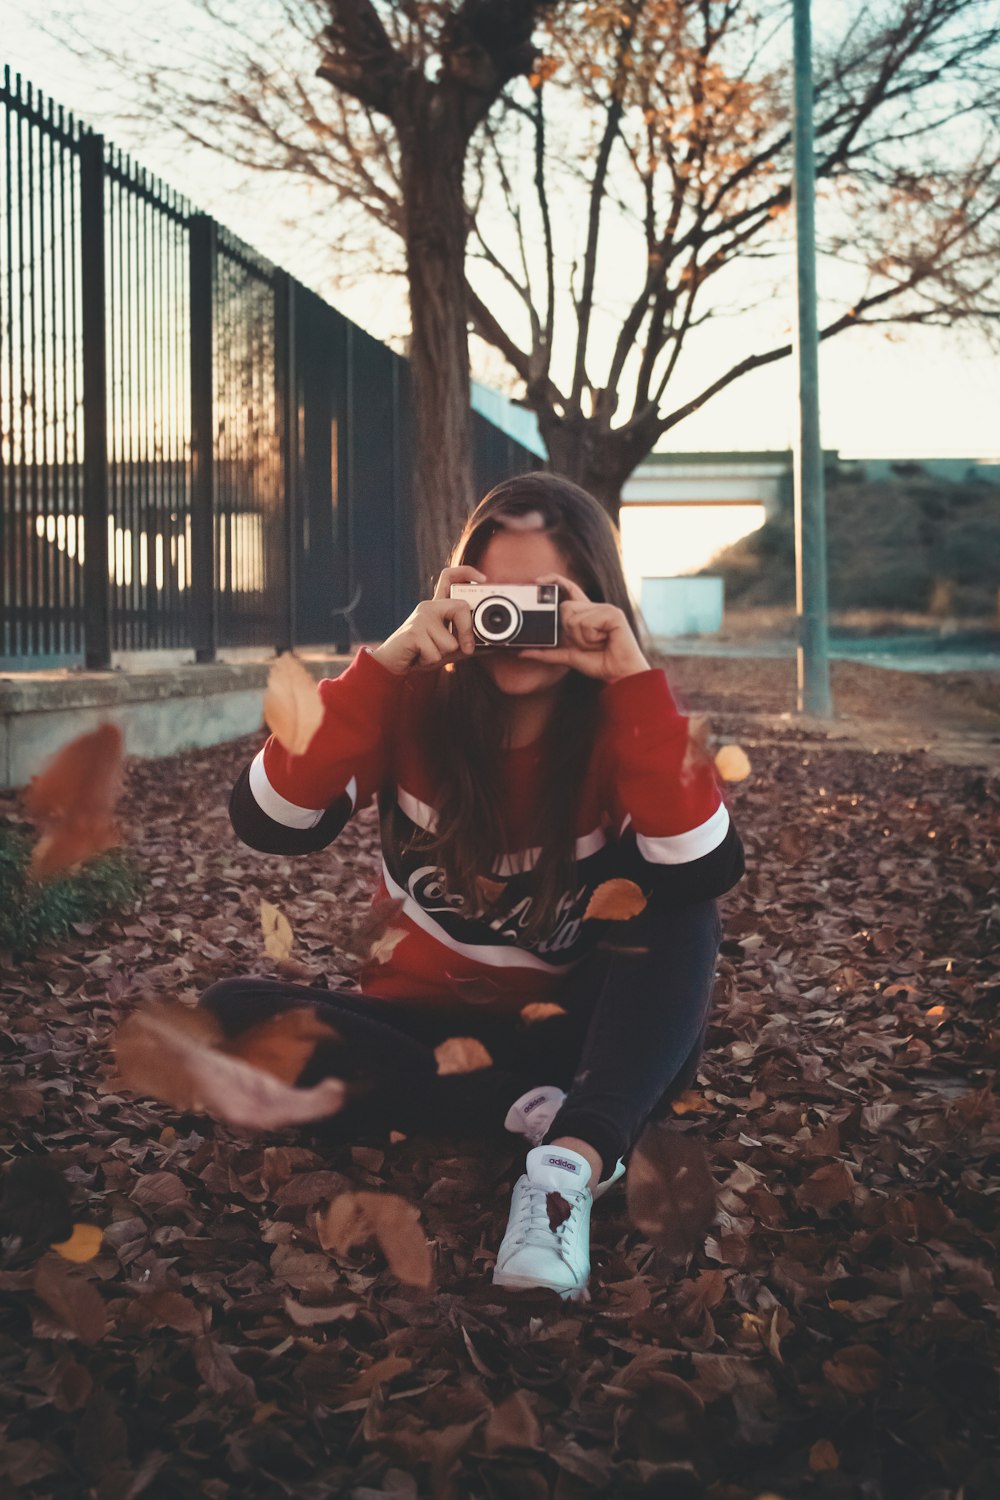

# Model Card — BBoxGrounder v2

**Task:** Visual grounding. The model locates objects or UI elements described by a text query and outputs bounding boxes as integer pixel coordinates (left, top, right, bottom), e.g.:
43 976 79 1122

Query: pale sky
4 1 999 462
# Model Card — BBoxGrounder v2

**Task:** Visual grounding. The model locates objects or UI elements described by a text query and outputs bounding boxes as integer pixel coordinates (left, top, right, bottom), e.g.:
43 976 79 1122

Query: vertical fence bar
189 211 216 662
274 268 296 654
79 129 110 670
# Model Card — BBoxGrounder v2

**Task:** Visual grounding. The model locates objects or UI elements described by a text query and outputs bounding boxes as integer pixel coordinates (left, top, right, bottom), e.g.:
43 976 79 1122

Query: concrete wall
0 654 351 790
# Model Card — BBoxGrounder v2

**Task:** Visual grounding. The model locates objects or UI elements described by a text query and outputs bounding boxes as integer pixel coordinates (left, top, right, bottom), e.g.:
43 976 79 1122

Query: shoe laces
514 1181 586 1254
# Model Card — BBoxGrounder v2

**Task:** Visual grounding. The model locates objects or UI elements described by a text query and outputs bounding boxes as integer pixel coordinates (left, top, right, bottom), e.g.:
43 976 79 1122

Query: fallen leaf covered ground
1 660 998 1499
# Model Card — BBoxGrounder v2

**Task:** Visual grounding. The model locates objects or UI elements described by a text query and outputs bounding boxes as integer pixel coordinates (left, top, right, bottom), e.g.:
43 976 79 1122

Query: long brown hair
417 473 642 942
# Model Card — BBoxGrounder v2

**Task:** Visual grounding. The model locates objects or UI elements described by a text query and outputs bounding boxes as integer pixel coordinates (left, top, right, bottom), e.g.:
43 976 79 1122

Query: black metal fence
0 67 538 669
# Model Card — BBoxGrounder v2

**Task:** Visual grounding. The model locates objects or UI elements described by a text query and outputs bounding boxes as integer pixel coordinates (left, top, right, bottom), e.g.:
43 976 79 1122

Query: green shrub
0 828 143 959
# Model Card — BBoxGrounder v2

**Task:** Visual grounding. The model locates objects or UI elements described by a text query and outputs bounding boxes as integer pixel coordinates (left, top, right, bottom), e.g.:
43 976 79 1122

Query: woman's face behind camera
472 529 575 701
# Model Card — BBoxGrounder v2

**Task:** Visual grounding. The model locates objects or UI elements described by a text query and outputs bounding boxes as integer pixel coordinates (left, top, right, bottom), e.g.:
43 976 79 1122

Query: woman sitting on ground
199 472 745 1300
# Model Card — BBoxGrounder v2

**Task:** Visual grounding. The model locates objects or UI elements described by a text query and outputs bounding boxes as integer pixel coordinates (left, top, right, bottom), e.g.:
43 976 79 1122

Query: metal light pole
791 0 832 716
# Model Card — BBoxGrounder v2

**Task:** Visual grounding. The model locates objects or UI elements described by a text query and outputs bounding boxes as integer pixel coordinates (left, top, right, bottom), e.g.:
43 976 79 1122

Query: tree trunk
537 411 630 524
398 98 474 591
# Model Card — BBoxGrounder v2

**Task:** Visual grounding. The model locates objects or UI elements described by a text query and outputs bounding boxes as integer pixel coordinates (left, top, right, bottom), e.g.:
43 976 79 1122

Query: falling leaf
369 926 407 965
222 1008 342 1085
316 1192 432 1288
260 899 294 961
264 653 324 756
51 1224 103 1264
520 1002 568 1025
681 715 714 780
349 896 406 955
434 1037 493 1075
475 875 505 909
115 999 345 1129
626 1123 716 1259
584 879 647 922
546 1191 572 1232
810 1439 840 1471
24 724 124 879
715 744 752 782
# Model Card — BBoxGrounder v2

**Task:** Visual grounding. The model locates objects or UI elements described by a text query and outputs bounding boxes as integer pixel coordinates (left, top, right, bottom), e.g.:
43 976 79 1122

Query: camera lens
473 596 521 643
483 604 513 634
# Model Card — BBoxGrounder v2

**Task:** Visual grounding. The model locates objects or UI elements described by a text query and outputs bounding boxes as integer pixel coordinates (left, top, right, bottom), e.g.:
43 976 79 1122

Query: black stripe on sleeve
621 818 746 906
228 763 356 855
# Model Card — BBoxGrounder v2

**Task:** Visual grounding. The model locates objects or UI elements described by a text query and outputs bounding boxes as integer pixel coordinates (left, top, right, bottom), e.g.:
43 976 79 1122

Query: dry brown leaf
475 875 506 909
794 1162 857 1215
193 1335 257 1405
50 1224 103 1264
626 1124 717 1259
316 1192 432 1288
434 1037 493 1075
333 1355 413 1404
822 1344 887 1396
670 1090 714 1116
809 1439 840 1472
115 999 344 1129
681 715 715 780
715 744 752 782
546 1191 572 1232
33 1257 107 1345
583 879 648 922
369 926 407 965
484 1390 542 1454
520 1002 568 1025
24 724 125 879
264 653 324 757
260 899 294 961
222 1008 341 1085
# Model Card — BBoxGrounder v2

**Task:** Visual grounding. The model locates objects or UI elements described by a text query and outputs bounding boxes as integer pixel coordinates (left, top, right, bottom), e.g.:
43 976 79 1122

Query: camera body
449 582 560 648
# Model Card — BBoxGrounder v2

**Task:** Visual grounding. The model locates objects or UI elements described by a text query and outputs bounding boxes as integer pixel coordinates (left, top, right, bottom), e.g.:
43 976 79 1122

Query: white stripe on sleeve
635 801 730 865
249 750 356 830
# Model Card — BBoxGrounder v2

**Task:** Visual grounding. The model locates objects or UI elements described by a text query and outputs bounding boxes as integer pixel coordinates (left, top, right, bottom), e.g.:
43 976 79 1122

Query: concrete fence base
0 650 353 790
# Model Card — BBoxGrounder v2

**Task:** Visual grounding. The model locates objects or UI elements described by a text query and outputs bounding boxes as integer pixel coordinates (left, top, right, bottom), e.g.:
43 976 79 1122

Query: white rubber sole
492 1269 590 1301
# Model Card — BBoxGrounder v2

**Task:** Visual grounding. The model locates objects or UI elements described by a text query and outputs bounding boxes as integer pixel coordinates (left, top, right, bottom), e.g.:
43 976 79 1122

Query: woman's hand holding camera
517 573 651 683
369 566 484 676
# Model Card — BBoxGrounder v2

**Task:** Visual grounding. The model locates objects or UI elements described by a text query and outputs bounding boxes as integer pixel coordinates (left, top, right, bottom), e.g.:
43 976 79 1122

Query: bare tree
53 0 1000 530
464 0 1000 510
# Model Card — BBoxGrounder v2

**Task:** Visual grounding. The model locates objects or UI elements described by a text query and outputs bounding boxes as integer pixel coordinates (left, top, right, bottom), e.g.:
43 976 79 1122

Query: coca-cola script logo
405 864 590 956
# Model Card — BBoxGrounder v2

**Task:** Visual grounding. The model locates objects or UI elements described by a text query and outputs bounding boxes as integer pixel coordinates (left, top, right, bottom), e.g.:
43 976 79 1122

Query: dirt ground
1 655 998 1499
660 652 1000 775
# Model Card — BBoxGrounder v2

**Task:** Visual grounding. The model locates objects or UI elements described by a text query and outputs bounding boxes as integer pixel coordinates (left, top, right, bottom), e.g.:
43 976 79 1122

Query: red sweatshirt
229 647 744 1016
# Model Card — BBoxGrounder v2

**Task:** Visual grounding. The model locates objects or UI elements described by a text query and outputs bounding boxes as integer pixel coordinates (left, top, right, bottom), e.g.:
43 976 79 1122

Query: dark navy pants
198 896 721 1175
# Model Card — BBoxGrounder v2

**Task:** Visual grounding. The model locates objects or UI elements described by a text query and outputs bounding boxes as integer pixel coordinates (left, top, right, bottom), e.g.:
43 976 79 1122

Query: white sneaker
503 1085 566 1146
503 1087 627 1199
492 1145 593 1299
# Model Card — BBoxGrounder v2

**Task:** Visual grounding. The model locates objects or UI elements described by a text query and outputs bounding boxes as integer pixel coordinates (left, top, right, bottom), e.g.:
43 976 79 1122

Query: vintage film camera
449 582 560 648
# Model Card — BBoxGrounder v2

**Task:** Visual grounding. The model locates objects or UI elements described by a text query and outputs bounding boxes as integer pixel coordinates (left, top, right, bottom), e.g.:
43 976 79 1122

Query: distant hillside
703 468 1000 617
